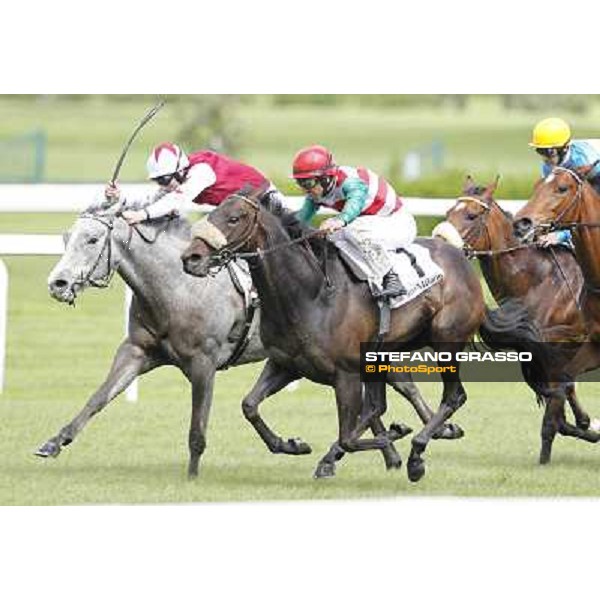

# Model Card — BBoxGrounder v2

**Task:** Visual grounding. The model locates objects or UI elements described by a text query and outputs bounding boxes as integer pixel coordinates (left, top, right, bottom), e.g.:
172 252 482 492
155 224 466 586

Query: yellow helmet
529 117 571 148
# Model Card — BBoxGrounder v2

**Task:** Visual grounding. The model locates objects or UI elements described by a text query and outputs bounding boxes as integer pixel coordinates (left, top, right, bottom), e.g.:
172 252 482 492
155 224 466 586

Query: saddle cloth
370 243 444 309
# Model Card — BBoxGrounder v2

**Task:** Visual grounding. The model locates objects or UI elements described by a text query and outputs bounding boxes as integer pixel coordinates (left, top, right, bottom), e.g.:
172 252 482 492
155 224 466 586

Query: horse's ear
463 174 475 194
253 181 271 199
237 182 270 200
484 175 501 198
237 183 255 198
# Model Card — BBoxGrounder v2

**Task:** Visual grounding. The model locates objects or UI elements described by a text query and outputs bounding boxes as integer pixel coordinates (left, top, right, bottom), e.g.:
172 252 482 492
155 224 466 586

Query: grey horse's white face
47 213 116 304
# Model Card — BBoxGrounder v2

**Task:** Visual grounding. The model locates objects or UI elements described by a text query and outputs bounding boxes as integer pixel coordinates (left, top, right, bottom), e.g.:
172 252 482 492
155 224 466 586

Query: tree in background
169 94 244 155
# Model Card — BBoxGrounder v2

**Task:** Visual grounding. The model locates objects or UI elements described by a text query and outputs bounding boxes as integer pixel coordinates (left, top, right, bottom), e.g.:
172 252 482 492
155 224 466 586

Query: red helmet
292 145 337 179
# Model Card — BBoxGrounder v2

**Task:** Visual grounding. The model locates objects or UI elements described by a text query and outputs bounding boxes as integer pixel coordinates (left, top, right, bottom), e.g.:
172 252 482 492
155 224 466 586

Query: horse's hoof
385 456 403 470
34 440 61 458
407 455 425 483
539 454 551 466
313 462 336 479
589 418 600 434
577 415 591 431
389 422 413 440
432 423 464 440
286 438 312 455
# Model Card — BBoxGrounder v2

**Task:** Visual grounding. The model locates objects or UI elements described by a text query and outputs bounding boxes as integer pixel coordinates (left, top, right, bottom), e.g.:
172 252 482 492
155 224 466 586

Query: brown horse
181 186 544 482
514 166 600 457
436 176 600 464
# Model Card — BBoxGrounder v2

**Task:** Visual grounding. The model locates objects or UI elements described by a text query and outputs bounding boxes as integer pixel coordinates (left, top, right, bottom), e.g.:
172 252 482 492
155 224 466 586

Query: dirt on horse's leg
35 340 160 459
241 359 309 455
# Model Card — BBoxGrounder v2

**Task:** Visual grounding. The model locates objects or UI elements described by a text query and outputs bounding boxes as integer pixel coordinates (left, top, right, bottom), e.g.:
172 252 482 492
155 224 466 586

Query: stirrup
377 271 406 299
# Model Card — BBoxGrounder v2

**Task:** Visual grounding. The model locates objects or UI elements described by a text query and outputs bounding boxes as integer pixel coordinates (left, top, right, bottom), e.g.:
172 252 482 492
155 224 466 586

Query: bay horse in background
514 166 600 460
435 176 600 464
39 199 452 478
181 185 545 482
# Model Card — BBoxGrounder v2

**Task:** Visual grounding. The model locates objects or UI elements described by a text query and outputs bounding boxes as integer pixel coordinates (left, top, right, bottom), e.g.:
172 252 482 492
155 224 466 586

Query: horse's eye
88 237 99 245
466 213 478 221
228 216 240 225
557 185 569 193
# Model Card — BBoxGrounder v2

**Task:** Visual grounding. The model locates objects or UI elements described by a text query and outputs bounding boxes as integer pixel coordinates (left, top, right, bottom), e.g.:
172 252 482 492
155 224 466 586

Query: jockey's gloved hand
538 231 563 248
105 182 121 201
319 217 345 234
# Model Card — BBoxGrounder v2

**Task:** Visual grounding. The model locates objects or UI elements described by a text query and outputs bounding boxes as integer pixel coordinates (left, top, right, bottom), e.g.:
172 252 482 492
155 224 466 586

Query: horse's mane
79 195 191 240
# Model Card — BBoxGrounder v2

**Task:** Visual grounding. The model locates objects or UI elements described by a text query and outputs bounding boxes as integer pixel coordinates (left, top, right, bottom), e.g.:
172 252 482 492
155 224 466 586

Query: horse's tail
478 299 554 403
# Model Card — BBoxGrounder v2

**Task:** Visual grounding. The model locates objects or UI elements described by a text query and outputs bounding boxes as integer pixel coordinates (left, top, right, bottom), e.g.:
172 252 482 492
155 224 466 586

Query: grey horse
38 199 459 478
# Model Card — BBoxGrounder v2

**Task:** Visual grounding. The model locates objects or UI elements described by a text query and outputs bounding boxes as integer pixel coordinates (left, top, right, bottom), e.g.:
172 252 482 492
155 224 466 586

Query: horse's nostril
52 279 68 290
514 218 532 237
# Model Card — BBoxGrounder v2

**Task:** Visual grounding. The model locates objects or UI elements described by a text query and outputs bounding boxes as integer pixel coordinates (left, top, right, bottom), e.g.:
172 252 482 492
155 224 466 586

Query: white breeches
346 209 418 250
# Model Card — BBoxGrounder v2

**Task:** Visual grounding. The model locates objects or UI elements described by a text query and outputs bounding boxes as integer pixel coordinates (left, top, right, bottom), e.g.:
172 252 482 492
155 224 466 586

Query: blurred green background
2 94 600 198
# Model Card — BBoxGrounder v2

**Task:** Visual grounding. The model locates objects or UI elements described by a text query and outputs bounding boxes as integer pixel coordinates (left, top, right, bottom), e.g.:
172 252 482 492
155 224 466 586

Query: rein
71 213 171 289
548 245 582 311
204 194 332 287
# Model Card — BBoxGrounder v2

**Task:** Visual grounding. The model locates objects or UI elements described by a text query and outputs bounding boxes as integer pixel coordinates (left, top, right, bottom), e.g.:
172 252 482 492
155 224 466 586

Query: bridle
73 213 121 289
528 166 600 297
202 194 326 271
449 195 529 258
69 211 169 289
203 195 262 272
537 167 586 234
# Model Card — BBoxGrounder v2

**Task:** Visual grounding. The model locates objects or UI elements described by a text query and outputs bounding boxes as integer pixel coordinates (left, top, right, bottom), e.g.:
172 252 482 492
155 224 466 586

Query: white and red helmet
146 142 190 179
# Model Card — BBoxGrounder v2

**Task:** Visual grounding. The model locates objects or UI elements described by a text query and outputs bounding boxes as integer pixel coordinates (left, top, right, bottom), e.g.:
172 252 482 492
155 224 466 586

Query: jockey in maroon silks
105 142 282 224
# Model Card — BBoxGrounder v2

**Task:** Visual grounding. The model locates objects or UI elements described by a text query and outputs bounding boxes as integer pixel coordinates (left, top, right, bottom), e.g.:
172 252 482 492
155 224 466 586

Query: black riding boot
379 270 406 299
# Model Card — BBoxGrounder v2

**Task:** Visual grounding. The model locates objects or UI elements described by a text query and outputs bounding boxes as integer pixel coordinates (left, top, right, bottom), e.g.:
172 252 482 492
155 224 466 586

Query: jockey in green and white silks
292 145 417 298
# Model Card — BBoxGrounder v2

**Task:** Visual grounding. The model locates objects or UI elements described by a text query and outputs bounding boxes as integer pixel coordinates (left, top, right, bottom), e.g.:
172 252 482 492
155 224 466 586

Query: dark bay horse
436 176 600 463
181 186 544 482
514 166 600 457
40 199 451 478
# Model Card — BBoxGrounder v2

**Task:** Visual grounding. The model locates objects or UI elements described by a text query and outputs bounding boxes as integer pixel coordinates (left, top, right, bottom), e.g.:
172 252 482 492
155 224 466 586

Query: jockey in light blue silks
292 145 417 298
530 117 600 247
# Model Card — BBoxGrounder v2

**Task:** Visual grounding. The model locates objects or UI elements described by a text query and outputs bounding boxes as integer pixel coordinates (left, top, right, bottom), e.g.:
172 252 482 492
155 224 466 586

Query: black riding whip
110 99 165 186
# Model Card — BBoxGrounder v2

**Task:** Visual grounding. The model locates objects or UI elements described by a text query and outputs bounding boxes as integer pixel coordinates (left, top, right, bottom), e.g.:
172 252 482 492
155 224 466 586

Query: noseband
200 195 262 272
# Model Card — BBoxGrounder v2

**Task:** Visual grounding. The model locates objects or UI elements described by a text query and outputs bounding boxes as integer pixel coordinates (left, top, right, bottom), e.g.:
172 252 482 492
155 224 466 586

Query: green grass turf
3 226 600 503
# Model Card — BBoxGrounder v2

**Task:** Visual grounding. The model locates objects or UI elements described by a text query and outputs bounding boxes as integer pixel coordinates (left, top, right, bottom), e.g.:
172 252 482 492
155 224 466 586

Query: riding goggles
295 177 320 190
153 174 176 187
535 147 561 160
